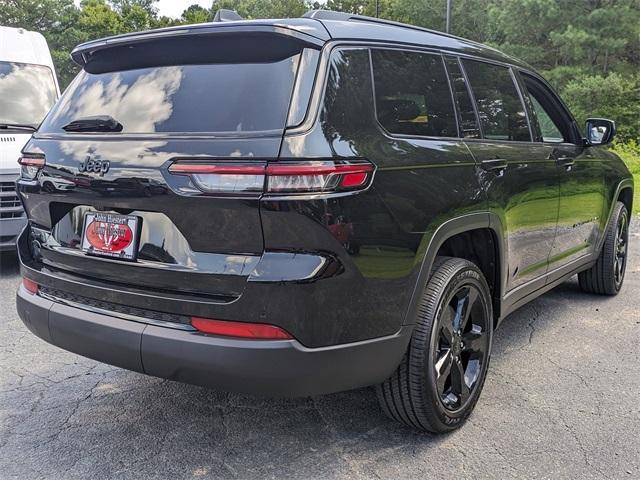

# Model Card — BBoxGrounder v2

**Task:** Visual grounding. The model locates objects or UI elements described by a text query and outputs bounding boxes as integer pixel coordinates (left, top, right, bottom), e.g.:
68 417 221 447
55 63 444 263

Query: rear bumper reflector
191 317 293 340
22 277 39 295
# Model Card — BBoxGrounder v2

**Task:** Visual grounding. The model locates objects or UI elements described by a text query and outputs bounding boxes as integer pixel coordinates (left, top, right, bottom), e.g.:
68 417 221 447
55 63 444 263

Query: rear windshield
40 56 300 134
0 62 57 128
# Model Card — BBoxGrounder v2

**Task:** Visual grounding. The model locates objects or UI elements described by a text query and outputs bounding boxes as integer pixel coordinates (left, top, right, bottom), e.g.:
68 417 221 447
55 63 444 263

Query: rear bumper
16 286 411 396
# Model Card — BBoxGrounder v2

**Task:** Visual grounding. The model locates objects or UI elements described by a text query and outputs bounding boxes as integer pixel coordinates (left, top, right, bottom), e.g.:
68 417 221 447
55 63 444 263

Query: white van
0 26 59 250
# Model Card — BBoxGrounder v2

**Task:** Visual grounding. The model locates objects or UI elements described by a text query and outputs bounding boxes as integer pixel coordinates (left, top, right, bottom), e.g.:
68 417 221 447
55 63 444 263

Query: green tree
181 4 211 24
210 0 308 19
563 73 640 142
2 0 638 140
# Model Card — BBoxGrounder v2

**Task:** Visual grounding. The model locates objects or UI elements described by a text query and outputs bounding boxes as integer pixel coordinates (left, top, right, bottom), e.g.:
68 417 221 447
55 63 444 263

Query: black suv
16 10 633 433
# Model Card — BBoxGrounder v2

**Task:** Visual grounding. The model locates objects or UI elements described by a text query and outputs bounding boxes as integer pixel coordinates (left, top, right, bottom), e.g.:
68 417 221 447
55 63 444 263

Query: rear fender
402 212 506 327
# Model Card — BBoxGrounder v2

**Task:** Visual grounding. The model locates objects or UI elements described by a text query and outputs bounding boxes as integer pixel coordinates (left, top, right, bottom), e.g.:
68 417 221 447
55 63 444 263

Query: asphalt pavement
1 223 639 479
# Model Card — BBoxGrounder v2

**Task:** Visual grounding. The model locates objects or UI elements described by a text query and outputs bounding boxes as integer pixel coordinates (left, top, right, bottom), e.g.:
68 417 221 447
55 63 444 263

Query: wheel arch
598 178 634 252
402 213 506 329
618 186 633 219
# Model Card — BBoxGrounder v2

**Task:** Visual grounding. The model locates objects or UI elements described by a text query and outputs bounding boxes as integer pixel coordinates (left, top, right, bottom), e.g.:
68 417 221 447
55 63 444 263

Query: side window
530 96 564 142
371 49 458 138
521 73 573 143
444 56 480 138
461 59 531 142
321 48 374 144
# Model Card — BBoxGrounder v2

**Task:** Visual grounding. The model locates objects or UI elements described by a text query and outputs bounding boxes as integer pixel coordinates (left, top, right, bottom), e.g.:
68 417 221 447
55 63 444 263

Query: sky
154 0 211 19
73 1 213 19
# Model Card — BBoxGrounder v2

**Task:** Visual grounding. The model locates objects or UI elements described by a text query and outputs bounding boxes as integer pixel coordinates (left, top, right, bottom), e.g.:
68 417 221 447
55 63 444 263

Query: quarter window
444 56 480 138
462 60 531 142
371 49 458 138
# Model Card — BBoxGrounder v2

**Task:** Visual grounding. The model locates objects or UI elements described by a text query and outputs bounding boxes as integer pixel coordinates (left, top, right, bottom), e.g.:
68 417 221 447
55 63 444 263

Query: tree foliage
1 0 638 140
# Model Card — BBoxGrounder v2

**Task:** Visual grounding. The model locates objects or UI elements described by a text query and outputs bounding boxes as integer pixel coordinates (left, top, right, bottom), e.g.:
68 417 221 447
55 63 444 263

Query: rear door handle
556 156 576 170
480 158 508 175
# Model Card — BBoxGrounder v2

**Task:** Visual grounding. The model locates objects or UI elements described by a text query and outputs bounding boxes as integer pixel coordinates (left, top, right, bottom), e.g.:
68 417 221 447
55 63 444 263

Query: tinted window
462 60 530 142
0 62 57 127
322 49 373 139
40 56 299 134
372 49 457 138
530 96 564 142
521 74 572 143
444 56 480 138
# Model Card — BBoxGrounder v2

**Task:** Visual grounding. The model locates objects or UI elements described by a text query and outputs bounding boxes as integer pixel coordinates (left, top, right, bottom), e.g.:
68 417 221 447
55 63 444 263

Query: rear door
18 32 318 299
453 57 560 291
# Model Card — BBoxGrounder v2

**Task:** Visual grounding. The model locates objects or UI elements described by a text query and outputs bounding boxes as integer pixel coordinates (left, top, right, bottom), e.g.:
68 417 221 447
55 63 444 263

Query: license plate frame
80 212 140 261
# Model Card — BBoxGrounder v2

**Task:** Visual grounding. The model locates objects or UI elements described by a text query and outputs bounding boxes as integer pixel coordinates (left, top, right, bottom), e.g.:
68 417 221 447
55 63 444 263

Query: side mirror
586 118 616 146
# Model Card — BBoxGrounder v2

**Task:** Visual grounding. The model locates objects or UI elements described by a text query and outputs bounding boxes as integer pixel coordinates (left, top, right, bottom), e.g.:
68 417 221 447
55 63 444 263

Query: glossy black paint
17 14 633 362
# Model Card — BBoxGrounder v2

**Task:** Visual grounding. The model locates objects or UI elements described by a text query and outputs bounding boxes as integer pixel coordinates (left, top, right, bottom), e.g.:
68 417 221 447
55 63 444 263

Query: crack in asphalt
527 304 540 346
36 370 104 449
558 411 612 480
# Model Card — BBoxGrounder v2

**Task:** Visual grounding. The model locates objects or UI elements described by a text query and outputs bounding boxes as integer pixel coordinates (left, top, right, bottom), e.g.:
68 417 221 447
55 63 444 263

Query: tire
579 201 630 295
377 257 493 433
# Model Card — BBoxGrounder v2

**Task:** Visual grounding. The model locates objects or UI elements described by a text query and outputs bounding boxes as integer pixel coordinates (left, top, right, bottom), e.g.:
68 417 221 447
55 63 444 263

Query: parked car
15 10 633 433
0 26 59 250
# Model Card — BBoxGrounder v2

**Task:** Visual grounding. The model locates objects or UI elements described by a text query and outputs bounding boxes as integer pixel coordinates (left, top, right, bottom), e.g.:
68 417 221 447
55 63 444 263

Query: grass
613 141 640 215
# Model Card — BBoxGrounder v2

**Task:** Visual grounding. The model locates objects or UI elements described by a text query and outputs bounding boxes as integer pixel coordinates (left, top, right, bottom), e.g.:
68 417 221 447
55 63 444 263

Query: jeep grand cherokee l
16 10 633 433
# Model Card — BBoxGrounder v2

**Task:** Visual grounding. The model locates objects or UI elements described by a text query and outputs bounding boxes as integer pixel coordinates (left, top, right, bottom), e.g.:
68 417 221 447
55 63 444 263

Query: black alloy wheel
377 257 493 433
579 201 630 295
433 284 490 412
614 208 629 289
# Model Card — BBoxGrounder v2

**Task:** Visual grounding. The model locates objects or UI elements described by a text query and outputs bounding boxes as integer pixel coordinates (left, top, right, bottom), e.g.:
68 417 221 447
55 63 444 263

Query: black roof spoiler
70 21 328 68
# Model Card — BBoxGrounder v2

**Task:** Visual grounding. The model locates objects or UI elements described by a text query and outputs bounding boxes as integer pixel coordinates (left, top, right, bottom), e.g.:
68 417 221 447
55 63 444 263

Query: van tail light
191 317 293 340
168 160 374 195
22 277 39 295
18 154 46 181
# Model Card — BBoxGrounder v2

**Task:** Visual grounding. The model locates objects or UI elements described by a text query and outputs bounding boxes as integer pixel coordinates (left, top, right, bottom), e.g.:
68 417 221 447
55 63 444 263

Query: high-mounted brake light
191 317 293 340
18 154 46 181
168 160 374 195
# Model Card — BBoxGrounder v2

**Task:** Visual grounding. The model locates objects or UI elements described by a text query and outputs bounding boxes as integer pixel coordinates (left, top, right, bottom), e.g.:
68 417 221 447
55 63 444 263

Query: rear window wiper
0 123 37 132
62 115 123 133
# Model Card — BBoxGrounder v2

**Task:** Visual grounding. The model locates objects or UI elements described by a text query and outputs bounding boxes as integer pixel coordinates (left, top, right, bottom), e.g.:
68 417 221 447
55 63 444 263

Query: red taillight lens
168 160 374 195
18 155 46 180
22 278 39 295
265 161 373 193
191 317 293 340
340 172 368 188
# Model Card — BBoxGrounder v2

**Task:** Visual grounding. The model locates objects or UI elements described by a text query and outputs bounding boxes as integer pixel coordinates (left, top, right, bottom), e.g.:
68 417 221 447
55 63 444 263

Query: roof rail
303 10 353 21
303 9 459 40
212 9 243 22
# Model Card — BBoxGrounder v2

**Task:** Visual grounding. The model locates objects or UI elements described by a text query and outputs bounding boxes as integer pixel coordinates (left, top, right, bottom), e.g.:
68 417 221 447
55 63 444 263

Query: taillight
265 161 374 193
168 163 265 194
191 317 293 340
22 278 39 295
18 154 46 181
168 160 374 195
